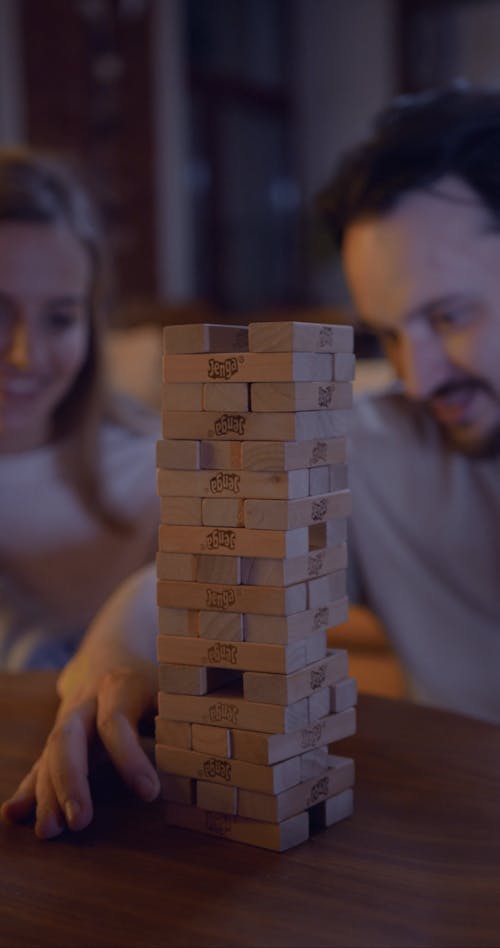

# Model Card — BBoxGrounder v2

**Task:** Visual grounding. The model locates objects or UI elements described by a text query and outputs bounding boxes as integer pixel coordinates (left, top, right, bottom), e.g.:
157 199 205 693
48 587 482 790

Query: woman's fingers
2 660 159 839
1 761 39 823
34 758 65 840
96 667 160 802
45 698 96 832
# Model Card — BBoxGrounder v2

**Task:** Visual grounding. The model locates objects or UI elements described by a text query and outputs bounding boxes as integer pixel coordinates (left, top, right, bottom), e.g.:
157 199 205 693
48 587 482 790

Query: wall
292 0 397 303
0 0 25 144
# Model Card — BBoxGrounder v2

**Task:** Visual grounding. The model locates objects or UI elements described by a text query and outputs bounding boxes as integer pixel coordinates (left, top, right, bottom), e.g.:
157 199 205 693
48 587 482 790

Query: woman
0 148 161 836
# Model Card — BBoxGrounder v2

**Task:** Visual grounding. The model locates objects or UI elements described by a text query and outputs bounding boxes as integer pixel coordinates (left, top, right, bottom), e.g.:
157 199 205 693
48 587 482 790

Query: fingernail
36 811 65 840
134 775 159 802
64 799 81 826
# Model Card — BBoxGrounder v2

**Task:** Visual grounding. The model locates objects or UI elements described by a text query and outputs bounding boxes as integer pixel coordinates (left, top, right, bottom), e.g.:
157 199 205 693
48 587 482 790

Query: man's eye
432 306 473 330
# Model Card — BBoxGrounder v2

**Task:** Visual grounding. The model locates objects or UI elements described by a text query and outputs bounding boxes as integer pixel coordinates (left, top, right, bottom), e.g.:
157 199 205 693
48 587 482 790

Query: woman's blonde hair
0 147 154 530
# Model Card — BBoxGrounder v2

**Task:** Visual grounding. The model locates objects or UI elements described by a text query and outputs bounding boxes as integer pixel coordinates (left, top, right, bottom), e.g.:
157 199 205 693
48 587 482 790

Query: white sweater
0 422 159 670
348 391 500 723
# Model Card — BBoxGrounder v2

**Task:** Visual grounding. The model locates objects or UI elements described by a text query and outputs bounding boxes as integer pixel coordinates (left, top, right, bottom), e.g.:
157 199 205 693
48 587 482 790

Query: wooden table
1 672 499 948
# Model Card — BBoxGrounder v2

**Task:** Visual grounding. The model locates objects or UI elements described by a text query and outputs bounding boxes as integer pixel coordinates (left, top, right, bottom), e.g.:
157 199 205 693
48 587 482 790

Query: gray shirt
348 390 500 723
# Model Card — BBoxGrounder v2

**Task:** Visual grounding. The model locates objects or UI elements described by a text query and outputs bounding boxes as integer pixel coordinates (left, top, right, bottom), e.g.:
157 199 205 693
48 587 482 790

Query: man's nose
399 331 448 401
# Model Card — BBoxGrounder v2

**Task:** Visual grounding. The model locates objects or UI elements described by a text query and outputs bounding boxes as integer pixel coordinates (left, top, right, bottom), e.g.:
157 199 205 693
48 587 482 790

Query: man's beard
427 379 500 459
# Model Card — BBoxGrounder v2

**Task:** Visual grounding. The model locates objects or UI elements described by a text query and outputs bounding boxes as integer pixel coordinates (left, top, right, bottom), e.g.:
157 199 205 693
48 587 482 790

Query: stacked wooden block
155 321 357 851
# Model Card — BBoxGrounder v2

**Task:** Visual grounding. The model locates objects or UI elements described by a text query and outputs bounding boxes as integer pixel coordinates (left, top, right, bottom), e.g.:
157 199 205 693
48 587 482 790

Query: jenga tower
155 321 357 851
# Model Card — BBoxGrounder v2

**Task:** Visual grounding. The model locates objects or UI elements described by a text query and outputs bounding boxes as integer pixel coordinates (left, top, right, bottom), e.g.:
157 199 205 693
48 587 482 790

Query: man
318 85 500 723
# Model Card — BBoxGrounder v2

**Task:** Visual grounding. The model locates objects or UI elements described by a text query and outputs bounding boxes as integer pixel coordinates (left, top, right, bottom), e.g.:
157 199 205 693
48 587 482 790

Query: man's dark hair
318 84 500 250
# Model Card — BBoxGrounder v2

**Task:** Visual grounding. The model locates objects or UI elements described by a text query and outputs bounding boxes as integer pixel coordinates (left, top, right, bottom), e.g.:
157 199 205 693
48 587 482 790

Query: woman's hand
1 564 160 838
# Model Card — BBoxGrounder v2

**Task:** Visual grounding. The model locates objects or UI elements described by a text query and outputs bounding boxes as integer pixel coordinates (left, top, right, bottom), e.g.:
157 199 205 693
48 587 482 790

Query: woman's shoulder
100 396 160 483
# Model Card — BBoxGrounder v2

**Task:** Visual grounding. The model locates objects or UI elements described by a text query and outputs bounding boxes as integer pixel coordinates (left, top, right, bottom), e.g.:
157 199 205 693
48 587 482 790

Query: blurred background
1 0 500 694
4 0 500 322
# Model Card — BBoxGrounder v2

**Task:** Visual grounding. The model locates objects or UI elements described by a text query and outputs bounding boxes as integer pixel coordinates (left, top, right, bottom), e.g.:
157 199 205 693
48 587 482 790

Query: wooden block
309 787 354 831
306 631 328 665
196 555 241 585
157 468 309 500
158 687 309 735
200 440 242 469
330 463 349 490
244 602 344 645
308 569 347 609
159 663 207 695
158 524 309 559
243 648 349 706
163 323 248 354
162 382 203 411
198 611 243 641
202 498 245 527
155 718 191 749
157 580 306 617
156 439 200 470
300 747 329 781
231 707 357 765
309 466 330 496
163 351 333 383
241 543 347 588
308 687 332 722
204 382 248 412
156 552 196 582
331 352 355 381
191 724 232 758
248 321 354 354
330 677 358 713
238 755 354 823
244 489 352 530
326 518 349 545
157 630 325 674
160 497 202 526
251 381 352 412
157 607 199 637
165 803 309 851
196 781 238 815
158 663 239 696
241 437 347 471
156 744 301 794
326 596 349 629
162 409 351 442
158 773 195 804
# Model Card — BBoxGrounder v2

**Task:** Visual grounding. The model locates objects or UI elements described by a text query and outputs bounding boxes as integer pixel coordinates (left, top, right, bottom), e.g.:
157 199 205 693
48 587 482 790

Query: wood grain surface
1 671 499 948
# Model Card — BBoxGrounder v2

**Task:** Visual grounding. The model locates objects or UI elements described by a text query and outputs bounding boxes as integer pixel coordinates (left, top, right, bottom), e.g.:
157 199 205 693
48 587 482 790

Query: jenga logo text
206 588 237 610
310 665 326 690
299 721 324 749
317 385 333 408
210 472 241 495
308 551 325 578
207 642 238 664
208 702 239 725
312 607 329 632
214 414 246 437
208 357 240 380
306 775 329 807
309 441 327 465
312 498 328 521
318 326 333 348
202 758 232 782
206 529 236 551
